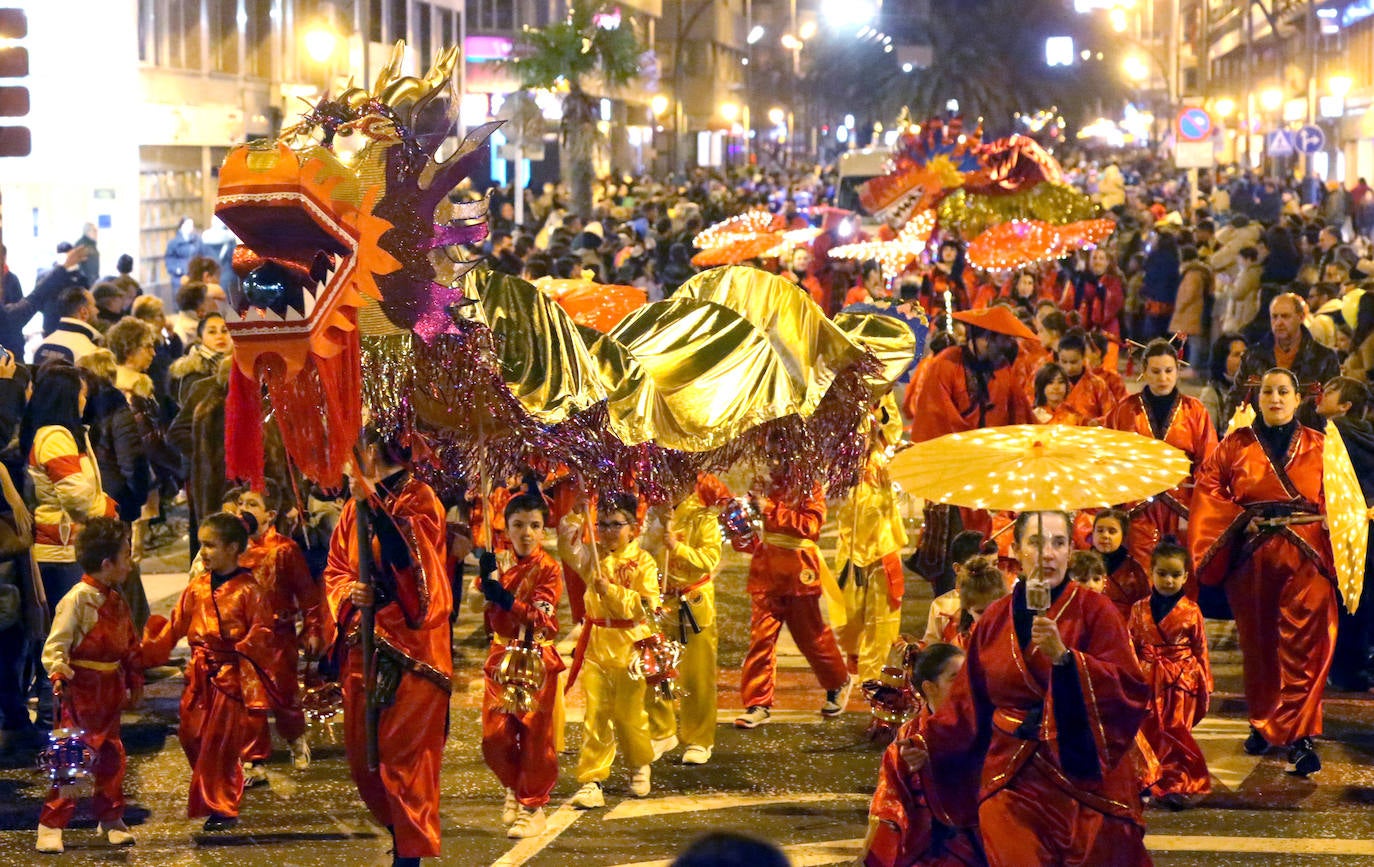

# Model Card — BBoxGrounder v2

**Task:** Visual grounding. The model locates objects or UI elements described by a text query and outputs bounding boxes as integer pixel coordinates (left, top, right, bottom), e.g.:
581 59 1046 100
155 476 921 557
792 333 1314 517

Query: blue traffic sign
1267 130 1295 156
1294 124 1325 154
1176 108 1212 142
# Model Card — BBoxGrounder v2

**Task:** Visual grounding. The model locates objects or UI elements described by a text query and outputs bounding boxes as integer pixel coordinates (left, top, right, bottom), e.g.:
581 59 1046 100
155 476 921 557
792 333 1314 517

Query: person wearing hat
906 307 1034 581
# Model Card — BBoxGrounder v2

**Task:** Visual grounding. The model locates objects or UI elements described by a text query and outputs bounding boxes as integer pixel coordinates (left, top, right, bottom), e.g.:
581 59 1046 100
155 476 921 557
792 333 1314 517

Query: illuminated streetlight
1214 97 1235 118
1121 54 1149 82
780 33 802 50
651 94 669 117
1329 75 1353 98
768 106 786 126
798 21 817 40
720 101 740 123
822 0 874 27
1260 87 1284 112
1108 7 1128 32
747 25 764 45
304 25 337 64
901 62 913 73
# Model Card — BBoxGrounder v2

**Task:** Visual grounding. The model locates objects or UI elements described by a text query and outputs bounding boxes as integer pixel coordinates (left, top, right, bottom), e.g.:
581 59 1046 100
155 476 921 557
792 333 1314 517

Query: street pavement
3 513 1374 866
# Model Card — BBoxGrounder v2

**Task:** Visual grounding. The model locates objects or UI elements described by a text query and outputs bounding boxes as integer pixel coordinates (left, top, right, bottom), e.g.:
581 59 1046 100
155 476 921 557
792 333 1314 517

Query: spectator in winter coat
1226 293 1342 428
1141 232 1181 340
162 218 199 291
34 290 102 367
1170 247 1213 369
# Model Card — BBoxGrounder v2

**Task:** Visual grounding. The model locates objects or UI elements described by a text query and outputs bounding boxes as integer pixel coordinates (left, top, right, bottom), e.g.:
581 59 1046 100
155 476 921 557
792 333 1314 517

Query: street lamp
822 0 874 28
1121 54 1149 83
780 33 803 51
1108 7 1128 32
304 25 338 64
798 21 817 40
651 94 669 117
720 101 740 123
747 25 764 45
1260 87 1284 112
1329 75 1353 99
768 106 786 126
1214 97 1236 119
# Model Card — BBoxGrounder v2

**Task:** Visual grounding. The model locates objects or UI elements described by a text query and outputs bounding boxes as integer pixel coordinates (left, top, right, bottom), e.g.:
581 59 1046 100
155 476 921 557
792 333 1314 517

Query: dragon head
216 42 499 381
216 42 500 485
858 112 984 226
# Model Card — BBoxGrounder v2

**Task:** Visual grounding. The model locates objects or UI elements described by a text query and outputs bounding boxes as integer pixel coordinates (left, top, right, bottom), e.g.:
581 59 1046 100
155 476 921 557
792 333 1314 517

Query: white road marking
560 706 851 725
602 792 867 821
1145 836 1374 855
489 799 585 867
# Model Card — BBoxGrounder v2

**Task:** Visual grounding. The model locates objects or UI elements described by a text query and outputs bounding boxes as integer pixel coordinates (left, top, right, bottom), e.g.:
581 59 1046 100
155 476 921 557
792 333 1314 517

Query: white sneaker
681 744 712 765
629 764 651 797
290 735 312 771
821 676 855 718
502 788 519 825
734 706 771 728
571 782 604 809
35 824 62 854
99 820 136 846
242 762 269 788
506 807 546 838
651 734 679 761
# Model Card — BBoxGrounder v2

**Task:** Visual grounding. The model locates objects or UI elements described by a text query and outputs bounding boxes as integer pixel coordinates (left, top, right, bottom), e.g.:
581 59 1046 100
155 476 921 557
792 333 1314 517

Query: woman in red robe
1105 339 1217 580
1188 367 1335 776
910 511 1151 866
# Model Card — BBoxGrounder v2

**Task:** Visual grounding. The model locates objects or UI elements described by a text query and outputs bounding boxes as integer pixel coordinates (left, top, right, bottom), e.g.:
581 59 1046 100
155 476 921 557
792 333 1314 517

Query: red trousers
41 669 126 827
343 647 448 859
979 759 1150 866
741 593 848 708
243 628 306 763
564 562 586 625
481 644 560 808
179 678 262 818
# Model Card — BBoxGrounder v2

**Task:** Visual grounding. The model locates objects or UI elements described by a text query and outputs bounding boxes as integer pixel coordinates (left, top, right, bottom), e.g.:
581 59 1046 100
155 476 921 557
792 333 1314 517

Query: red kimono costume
1129 595 1212 799
1094 365 1128 407
910 345 1032 540
867 709 983 867
143 567 276 819
1105 391 1218 583
242 527 325 763
740 482 849 708
1189 425 1336 747
40 577 143 829
323 474 452 859
481 547 565 809
1103 550 1151 623
914 582 1151 867
1061 370 1115 424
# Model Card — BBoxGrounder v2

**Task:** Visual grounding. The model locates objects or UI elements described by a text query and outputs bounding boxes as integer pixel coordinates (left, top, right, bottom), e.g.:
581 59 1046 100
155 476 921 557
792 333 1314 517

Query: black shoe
392 858 421 867
202 814 238 832
1289 738 1321 777
1158 792 1192 811
1243 726 1269 756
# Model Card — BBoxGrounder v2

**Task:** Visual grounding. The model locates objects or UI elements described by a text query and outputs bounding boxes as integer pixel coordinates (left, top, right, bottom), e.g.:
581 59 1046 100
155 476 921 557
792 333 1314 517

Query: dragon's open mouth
216 190 359 330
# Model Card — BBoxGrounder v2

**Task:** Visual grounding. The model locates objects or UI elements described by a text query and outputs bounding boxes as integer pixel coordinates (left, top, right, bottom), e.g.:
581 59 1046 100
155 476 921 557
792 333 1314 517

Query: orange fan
1057 218 1116 251
537 279 647 332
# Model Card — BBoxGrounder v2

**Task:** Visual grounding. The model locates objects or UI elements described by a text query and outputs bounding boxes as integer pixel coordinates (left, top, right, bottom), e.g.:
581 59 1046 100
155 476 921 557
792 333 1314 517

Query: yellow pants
646 594 718 749
575 659 654 783
835 561 902 686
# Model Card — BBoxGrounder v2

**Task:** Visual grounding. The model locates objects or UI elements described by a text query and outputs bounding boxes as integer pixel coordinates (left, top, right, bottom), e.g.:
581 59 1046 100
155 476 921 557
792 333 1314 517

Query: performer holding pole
323 429 451 867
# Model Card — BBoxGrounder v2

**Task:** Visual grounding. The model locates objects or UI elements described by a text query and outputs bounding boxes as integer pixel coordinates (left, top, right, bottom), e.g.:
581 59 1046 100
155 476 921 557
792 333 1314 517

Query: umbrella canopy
1324 423 1370 612
536 277 646 332
888 424 1191 512
828 210 936 276
693 210 785 249
690 234 785 267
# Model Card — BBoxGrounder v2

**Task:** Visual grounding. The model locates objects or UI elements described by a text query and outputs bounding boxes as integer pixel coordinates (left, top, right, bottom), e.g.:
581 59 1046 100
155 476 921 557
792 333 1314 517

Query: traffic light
0 8 27 158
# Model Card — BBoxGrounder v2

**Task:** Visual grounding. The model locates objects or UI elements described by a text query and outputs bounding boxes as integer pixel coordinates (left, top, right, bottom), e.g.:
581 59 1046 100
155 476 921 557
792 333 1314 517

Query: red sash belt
565 618 638 692
664 574 712 597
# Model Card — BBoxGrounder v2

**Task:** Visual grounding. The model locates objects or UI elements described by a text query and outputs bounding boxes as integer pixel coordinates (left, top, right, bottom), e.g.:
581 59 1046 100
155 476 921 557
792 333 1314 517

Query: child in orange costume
142 513 277 831
235 483 327 775
36 518 142 854
862 642 982 867
1129 538 1212 809
734 473 851 728
479 493 564 838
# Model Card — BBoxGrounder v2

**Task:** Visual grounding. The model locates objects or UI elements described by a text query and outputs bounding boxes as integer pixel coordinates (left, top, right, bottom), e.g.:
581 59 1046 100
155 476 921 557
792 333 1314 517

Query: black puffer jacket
85 380 151 521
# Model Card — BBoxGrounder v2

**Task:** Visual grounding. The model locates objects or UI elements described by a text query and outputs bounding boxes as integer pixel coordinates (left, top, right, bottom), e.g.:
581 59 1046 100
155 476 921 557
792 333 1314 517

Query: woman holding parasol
1188 367 1335 776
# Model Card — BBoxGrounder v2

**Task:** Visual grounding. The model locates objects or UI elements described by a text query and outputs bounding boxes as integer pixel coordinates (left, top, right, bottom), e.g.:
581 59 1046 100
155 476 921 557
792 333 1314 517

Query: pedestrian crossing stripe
602 792 867 821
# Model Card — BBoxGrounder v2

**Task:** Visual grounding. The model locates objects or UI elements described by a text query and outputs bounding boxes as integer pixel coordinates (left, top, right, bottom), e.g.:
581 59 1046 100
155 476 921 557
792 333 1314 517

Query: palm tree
511 1 644 219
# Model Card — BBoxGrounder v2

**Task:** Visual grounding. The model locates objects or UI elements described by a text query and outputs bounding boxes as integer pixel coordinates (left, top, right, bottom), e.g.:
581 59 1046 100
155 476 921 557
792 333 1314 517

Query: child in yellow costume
642 475 728 767
558 490 661 809
835 394 909 687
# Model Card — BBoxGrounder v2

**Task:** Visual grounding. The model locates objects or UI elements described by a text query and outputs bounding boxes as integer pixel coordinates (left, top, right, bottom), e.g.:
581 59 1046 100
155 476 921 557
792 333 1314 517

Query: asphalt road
3 509 1374 867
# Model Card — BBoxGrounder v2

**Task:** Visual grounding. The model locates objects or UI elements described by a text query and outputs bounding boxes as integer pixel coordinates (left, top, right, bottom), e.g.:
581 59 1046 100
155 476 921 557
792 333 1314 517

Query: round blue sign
1177 108 1212 142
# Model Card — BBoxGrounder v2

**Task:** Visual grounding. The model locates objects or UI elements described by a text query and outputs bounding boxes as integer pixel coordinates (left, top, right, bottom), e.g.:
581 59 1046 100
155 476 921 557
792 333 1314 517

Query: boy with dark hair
1318 375 1369 421
480 492 564 837
37 518 140 853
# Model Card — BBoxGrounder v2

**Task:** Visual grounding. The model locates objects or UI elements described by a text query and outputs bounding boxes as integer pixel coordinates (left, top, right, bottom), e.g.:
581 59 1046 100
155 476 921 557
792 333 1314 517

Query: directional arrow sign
1294 124 1326 154
1176 108 1213 143
1267 130 1295 157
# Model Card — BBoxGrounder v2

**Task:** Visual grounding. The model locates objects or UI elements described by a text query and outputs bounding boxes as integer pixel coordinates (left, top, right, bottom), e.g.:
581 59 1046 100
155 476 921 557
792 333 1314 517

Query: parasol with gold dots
1323 423 1370 612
